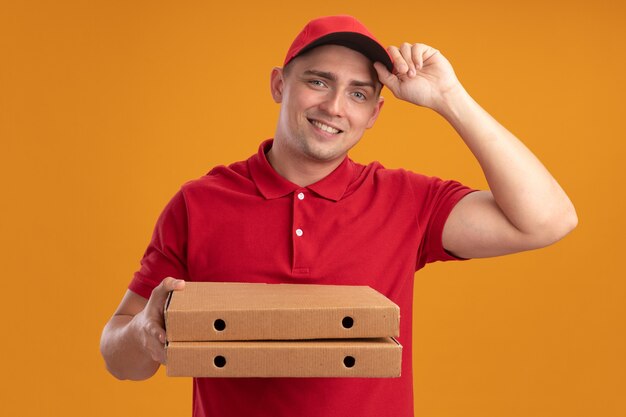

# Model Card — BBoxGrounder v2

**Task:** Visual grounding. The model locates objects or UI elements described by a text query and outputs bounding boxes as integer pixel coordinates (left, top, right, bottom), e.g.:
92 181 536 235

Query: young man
101 15 577 417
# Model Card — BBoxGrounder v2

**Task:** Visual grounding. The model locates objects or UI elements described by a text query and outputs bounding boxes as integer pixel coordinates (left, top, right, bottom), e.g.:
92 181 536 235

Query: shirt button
295 228 303 237
297 192 305 200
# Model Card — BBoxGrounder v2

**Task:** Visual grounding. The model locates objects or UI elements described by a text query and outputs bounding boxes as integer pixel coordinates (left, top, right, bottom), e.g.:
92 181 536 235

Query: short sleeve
128 190 189 298
410 173 476 270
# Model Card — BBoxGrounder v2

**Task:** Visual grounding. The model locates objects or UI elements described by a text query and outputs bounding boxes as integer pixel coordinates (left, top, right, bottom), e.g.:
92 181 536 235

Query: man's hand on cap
373 43 463 112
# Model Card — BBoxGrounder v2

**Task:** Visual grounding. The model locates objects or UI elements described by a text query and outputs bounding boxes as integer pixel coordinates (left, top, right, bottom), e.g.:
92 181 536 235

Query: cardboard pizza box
166 337 402 377
165 282 400 342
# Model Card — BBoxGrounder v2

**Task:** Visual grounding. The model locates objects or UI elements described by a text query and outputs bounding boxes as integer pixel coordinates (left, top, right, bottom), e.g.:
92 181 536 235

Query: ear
365 96 385 129
270 67 284 103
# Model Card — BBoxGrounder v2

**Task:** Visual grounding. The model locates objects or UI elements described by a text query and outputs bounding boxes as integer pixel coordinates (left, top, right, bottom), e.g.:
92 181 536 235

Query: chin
301 142 347 163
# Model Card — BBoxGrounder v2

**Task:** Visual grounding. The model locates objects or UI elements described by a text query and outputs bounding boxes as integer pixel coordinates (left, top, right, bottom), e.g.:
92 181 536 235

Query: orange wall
1 1 624 416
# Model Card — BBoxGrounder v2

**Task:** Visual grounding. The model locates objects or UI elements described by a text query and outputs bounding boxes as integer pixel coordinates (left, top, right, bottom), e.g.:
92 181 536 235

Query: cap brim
298 32 393 72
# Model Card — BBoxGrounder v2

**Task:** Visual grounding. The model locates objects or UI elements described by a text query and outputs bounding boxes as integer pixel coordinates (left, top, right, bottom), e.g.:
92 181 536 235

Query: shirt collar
248 139 355 202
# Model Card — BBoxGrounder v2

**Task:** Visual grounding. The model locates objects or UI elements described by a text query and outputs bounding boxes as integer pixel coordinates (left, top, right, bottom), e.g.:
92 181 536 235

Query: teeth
311 120 340 134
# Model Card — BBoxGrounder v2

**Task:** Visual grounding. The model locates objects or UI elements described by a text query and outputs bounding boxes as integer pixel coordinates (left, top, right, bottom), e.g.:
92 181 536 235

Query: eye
308 79 327 88
352 91 367 101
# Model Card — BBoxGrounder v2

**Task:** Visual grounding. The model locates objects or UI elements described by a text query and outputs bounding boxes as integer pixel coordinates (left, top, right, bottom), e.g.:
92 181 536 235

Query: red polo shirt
130 139 474 417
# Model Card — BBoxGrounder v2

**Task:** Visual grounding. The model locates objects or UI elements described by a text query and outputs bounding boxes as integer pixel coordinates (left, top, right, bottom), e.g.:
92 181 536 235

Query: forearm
437 85 577 240
100 315 161 381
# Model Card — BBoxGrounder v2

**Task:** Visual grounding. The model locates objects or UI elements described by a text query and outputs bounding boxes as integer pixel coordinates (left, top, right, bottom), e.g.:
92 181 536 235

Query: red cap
283 15 393 72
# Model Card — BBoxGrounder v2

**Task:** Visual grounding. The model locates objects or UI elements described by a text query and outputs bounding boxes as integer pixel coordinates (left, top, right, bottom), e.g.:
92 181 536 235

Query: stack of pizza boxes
165 282 401 377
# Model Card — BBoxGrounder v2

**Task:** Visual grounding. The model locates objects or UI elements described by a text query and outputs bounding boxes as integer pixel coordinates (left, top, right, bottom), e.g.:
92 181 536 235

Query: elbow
565 205 579 234
556 201 578 239
538 202 578 246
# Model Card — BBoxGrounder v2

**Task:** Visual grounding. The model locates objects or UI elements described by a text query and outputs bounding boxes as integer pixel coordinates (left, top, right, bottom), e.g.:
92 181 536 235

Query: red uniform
130 140 474 417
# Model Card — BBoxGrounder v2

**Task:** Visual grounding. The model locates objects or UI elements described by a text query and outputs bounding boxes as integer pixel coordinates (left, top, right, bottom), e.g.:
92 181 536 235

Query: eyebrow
303 69 377 90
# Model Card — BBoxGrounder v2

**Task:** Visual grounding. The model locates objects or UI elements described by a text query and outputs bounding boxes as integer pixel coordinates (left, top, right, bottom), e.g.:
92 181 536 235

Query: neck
266 140 344 187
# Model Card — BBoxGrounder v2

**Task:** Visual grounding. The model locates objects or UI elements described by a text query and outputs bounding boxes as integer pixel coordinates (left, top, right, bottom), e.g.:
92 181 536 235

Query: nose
319 90 345 117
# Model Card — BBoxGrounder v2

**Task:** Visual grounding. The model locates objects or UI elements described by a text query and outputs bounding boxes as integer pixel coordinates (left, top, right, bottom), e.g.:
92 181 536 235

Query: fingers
141 319 168 364
400 43 416 77
146 277 186 314
411 44 423 71
162 276 186 291
140 277 185 364
129 277 185 367
388 43 440 78
388 46 408 76
373 61 399 91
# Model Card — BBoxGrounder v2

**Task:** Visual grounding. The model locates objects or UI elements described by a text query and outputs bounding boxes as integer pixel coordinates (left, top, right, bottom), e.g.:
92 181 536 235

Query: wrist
434 83 474 122
127 311 146 347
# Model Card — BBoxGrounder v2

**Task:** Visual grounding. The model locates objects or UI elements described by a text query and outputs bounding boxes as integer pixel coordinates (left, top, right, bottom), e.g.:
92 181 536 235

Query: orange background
1 1 624 416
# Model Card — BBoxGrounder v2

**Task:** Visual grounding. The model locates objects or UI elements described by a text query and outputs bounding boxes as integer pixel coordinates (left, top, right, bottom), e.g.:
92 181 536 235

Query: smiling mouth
309 119 343 135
